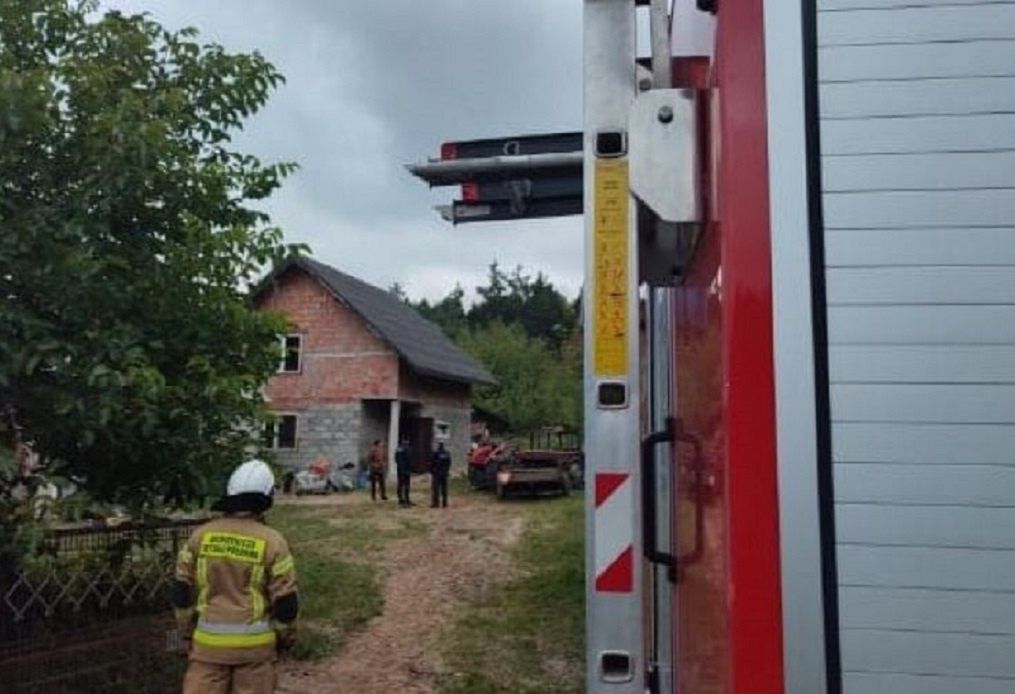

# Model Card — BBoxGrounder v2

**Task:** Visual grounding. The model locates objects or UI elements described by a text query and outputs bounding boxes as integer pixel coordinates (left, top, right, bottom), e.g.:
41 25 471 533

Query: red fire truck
412 0 1015 691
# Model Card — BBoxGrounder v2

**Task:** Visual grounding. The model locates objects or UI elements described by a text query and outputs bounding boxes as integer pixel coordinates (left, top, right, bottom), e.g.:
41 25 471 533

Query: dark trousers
370 470 387 500
396 469 412 504
431 473 448 507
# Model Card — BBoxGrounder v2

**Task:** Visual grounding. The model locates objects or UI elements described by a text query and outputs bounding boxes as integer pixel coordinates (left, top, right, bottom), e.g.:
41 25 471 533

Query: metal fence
0 520 201 693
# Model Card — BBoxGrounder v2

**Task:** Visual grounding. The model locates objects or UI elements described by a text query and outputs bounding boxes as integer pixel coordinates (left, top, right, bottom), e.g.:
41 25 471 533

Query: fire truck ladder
583 0 700 692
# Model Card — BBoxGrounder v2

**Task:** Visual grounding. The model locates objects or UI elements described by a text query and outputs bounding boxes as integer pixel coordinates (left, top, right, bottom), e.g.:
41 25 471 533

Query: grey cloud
106 1 585 301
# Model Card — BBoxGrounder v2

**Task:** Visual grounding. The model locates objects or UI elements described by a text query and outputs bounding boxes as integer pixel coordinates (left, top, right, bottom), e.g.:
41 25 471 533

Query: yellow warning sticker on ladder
593 159 629 377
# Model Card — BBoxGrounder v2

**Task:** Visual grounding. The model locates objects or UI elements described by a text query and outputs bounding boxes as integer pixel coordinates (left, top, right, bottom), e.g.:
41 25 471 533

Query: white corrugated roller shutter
817 1 1015 692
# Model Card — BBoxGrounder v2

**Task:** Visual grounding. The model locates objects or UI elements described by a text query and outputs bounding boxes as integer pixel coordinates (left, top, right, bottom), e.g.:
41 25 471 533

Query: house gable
256 267 399 408
257 257 495 386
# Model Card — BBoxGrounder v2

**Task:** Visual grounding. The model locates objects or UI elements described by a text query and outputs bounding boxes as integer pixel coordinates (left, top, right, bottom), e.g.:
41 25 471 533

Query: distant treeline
392 263 582 435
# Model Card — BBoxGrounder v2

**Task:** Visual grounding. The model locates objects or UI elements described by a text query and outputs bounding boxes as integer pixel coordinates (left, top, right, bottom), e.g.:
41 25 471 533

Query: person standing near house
430 442 452 509
367 440 388 501
171 459 298 694
395 436 413 506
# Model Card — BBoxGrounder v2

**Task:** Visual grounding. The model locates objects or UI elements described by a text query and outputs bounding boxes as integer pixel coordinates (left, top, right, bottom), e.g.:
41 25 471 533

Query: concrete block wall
360 400 392 469
399 366 473 471
421 403 472 473
269 404 362 472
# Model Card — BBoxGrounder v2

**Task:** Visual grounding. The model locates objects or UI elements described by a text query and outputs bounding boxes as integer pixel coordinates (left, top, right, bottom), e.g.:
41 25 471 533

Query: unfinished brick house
254 256 495 475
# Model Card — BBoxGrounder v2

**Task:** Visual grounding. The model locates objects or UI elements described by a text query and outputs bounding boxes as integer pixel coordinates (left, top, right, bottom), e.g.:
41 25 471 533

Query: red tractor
468 427 585 499
467 441 510 491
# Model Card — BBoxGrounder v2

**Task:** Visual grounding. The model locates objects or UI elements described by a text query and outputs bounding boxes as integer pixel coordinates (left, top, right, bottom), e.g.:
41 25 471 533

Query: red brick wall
257 269 399 409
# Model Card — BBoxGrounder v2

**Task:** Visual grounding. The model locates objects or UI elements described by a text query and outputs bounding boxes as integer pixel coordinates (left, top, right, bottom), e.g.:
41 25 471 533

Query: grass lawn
264 483 587 691
437 493 585 694
267 500 425 660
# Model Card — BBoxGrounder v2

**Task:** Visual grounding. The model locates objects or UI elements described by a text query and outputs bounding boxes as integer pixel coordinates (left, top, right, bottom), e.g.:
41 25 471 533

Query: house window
264 415 298 449
279 334 302 373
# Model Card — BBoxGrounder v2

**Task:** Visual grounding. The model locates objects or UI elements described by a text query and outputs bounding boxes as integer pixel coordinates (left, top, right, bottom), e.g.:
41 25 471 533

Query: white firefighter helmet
226 459 276 497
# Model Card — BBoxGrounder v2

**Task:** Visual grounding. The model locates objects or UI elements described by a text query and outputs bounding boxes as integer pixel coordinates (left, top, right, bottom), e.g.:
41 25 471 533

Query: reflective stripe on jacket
193 618 276 649
175 515 297 665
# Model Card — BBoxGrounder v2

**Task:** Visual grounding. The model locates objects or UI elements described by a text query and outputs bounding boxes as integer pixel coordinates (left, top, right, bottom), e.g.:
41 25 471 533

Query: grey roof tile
257 257 496 386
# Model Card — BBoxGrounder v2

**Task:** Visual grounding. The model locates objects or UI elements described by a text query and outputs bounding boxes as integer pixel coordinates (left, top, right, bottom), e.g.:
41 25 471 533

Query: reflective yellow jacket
174 515 297 665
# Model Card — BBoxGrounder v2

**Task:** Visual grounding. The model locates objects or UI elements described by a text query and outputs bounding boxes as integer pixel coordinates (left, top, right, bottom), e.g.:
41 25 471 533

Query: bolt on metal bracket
629 89 700 224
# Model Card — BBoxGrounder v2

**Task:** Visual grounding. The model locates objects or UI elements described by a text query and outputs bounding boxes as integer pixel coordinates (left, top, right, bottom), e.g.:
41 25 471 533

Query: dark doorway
401 416 433 473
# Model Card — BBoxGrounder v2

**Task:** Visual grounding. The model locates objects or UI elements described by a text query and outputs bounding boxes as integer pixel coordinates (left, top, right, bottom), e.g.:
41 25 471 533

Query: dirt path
277 489 524 694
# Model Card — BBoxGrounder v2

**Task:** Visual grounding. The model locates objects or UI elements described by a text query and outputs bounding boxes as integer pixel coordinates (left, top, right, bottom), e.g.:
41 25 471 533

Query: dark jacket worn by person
432 448 451 477
395 444 411 473
430 446 452 508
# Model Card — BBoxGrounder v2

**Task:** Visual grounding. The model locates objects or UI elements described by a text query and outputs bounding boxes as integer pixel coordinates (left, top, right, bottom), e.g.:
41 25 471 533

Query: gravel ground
276 486 524 694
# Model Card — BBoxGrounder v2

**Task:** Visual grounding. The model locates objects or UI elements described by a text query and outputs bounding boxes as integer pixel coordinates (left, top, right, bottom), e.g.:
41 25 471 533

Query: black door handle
642 417 677 583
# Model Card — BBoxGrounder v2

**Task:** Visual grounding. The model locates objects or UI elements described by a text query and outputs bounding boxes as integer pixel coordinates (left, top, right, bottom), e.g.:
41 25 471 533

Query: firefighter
430 441 451 508
171 459 298 694
395 436 414 506
367 439 388 501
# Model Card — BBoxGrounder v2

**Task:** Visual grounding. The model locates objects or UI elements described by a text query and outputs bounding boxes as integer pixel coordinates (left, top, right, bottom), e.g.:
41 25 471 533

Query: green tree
414 284 468 340
469 263 576 350
0 0 298 515
516 272 576 350
399 263 582 435
387 282 408 302
459 322 581 435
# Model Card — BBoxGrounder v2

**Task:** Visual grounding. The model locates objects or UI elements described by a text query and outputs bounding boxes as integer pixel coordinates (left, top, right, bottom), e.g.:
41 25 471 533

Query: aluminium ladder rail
582 1 643 691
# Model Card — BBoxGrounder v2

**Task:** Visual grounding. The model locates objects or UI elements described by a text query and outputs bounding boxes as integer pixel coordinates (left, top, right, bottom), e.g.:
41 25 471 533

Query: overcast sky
107 0 585 302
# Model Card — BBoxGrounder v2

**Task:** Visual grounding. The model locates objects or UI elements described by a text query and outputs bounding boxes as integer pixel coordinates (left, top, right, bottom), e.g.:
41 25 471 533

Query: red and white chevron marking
594 472 634 593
